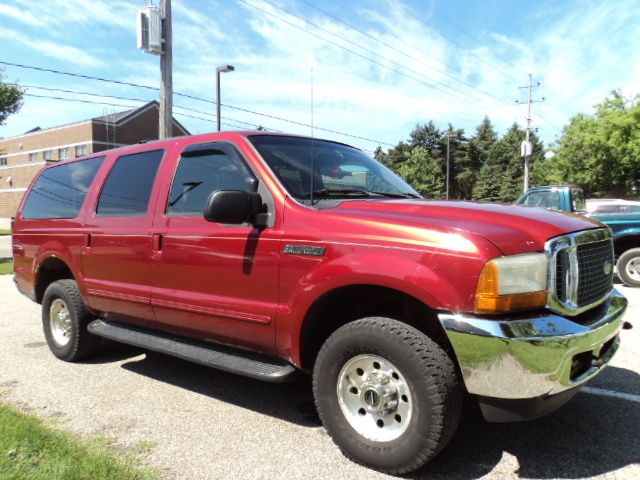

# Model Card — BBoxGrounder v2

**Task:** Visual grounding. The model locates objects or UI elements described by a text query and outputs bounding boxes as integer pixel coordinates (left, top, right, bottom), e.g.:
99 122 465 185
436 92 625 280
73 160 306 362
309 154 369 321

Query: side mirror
203 190 263 225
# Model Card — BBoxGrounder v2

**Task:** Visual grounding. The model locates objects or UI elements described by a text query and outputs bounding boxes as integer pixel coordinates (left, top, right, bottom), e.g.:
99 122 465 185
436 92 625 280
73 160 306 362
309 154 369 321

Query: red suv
12 132 628 473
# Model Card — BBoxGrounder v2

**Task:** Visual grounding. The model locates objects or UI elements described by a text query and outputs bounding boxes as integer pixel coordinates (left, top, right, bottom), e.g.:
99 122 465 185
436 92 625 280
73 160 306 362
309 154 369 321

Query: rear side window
96 150 164 216
167 144 256 215
21 156 105 220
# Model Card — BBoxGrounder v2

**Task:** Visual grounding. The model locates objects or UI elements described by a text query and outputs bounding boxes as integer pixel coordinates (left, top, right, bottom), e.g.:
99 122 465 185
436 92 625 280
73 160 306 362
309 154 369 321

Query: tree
397 147 445 199
380 141 411 171
442 126 471 199
0 70 24 126
468 116 497 171
409 121 442 156
473 123 544 202
533 90 640 197
466 117 497 200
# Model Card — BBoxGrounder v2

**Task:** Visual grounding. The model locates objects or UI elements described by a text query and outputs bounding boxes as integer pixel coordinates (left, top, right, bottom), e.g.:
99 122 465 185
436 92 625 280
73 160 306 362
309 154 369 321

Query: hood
332 199 603 255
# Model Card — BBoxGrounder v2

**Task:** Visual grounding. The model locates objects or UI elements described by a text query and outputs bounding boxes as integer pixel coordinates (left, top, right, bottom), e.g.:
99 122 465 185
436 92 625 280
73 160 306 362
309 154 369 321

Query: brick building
0 101 189 218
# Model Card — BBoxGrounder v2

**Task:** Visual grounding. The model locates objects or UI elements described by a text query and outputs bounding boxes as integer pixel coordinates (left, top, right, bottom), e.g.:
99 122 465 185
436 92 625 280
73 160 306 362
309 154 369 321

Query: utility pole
446 129 450 200
516 73 544 192
159 0 172 139
445 127 457 200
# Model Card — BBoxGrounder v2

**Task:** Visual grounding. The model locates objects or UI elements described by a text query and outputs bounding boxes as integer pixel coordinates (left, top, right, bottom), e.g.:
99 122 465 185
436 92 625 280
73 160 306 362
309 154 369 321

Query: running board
87 319 298 383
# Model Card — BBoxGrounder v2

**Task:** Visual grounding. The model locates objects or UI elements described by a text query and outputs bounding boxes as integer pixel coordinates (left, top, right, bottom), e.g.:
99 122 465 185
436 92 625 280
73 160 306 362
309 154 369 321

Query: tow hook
623 322 633 330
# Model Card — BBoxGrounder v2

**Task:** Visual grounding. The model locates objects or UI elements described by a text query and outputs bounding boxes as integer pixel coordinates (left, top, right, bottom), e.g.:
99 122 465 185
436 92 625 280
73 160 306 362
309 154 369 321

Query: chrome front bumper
439 289 627 419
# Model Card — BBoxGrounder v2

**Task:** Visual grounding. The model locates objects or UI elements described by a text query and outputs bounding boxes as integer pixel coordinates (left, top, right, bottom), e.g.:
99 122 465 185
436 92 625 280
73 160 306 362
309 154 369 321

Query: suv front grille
576 240 614 306
547 229 613 316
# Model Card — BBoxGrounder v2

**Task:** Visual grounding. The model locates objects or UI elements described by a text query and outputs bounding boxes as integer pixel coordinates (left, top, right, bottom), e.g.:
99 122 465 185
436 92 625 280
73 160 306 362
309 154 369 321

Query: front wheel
312 317 462 474
617 248 640 287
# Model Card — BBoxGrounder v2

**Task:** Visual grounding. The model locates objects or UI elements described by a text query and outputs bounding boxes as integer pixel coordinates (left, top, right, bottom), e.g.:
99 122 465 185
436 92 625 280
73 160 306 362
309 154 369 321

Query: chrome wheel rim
625 258 640 282
337 354 412 442
49 298 72 347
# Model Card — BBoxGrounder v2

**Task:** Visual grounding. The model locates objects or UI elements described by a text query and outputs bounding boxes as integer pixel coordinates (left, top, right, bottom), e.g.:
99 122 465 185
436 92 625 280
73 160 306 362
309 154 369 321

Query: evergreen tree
409 121 442 157
469 116 498 171
473 123 543 202
397 147 445 199
383 141 411 172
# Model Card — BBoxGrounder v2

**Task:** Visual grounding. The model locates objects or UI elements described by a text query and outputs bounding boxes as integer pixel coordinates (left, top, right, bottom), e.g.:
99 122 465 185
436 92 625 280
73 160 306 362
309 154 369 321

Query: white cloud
2 0 640 151
0 27 106 69
6 0 137 30
0 4 45 27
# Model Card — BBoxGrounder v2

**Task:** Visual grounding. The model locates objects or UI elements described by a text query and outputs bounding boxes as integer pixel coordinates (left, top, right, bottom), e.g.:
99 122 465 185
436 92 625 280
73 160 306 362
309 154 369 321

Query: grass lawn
0 229 10 236
0 261 13 275
0 402 158 480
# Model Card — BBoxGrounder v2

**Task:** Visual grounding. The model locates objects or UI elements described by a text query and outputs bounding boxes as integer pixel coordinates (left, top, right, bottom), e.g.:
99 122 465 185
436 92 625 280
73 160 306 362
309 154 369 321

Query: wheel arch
34 255 77 304
298 283 455 372
613 234 640 258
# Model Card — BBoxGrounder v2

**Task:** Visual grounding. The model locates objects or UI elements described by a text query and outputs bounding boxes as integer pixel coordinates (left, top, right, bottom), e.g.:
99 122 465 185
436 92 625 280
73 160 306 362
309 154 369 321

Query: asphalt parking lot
0 274 638 480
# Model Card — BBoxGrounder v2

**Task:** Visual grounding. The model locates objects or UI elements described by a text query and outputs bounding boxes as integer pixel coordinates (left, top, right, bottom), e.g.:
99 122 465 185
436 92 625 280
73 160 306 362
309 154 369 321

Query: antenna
309 65 315 206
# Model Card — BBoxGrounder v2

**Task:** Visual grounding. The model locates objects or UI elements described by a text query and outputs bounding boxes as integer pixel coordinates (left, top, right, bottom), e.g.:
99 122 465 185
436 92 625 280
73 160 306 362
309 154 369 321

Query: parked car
12 133 628 474
517 185 640 286
586 198 640 215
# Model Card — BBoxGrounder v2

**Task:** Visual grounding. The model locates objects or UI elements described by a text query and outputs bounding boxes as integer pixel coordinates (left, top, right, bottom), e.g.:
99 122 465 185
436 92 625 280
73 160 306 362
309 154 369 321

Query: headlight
475 253 548 314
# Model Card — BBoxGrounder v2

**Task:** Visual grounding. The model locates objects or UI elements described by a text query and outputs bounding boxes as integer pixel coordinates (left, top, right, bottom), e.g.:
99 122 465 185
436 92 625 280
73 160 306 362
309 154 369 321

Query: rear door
150 140 281 353
81 148 165 325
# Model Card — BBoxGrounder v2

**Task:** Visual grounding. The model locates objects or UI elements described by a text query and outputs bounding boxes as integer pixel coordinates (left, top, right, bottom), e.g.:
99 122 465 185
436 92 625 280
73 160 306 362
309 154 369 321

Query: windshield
249 135 420 203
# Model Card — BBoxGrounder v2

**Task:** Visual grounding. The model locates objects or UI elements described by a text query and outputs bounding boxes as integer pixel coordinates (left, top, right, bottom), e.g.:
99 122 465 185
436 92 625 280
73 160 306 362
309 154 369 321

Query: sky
0 0 639 153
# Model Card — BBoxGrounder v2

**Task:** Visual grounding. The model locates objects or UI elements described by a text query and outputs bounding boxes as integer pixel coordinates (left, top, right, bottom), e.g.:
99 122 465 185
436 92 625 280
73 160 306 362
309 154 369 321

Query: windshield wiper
311 188 371 197
365 191 422 199
309 189 421 199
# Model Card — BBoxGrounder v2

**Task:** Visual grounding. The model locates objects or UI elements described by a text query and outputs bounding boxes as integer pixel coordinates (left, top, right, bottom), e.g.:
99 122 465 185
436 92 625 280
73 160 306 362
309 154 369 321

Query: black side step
88 319 298 383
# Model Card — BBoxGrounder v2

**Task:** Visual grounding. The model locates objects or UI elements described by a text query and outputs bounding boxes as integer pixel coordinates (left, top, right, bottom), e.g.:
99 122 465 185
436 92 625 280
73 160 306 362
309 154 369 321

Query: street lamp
216 64 235 132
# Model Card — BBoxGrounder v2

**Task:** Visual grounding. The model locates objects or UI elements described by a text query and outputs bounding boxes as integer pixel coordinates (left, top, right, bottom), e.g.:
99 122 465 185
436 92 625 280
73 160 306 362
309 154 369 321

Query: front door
150 141 281 353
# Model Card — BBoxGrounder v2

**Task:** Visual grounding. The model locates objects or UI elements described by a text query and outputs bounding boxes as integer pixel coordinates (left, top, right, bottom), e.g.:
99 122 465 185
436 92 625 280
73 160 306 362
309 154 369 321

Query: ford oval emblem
603 260 613 276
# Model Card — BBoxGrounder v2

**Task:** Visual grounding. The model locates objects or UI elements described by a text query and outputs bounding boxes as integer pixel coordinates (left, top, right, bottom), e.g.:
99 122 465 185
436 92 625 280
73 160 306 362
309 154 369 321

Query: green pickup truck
516 185 640 286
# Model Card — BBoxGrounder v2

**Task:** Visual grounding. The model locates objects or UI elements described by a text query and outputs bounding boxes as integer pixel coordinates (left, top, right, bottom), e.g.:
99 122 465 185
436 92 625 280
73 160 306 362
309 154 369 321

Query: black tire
312 317 462 474
42 279 100 361
617 248 640 287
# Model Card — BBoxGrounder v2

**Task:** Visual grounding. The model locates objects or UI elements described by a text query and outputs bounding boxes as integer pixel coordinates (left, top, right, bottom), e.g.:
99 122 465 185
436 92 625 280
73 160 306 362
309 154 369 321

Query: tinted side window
96 150 163 216
22 156 105 220
167 145 256 215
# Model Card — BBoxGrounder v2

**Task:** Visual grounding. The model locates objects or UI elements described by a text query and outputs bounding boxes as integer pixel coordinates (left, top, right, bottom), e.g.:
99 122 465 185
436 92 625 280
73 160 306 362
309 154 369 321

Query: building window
0 157 7 166
28 152 38 162
43 150 53 161
58 147 69 160
75 144 87 157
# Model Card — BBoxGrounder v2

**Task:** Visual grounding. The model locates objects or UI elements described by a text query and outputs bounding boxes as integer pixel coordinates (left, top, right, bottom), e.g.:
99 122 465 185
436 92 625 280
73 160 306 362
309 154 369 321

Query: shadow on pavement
103 338 640 478
119 349 320 427
417 366 640 479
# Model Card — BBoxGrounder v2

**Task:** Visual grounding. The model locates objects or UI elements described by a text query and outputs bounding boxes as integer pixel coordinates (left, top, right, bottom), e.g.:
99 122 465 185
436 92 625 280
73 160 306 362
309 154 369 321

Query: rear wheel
42 279 100 361
312 317 462 474
617 248 640 287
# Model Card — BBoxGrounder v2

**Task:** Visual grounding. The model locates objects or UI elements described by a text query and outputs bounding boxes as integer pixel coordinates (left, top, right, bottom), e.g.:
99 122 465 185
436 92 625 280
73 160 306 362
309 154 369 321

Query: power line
23 90 274 131
22 84 274 131
297 0 516 103
1 60 394 147
236 0 502 111
23 93 256 132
